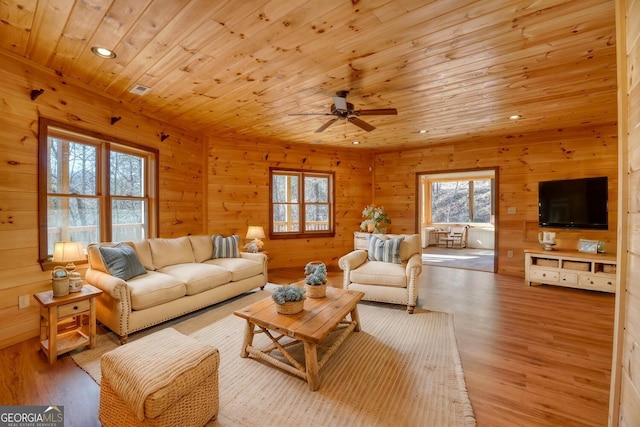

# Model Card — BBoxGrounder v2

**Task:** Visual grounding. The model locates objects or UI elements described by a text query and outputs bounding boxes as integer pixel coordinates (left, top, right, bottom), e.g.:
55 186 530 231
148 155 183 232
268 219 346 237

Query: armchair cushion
368 235 404 264
349 260 407 288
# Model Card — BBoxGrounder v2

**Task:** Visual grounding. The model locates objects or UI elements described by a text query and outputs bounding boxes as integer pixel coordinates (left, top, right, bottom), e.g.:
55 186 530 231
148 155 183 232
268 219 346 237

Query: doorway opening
417 169 497 272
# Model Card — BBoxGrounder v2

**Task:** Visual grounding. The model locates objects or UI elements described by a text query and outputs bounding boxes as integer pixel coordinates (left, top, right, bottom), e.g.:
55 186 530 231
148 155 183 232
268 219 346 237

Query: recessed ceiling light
91 46 116 59
352 141 360 145
419 130 428 134
509 114 522 120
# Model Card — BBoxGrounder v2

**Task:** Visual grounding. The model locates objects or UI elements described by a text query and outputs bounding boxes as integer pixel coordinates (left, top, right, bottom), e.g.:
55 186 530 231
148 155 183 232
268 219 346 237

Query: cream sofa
86 235 268 343
339 234 422 313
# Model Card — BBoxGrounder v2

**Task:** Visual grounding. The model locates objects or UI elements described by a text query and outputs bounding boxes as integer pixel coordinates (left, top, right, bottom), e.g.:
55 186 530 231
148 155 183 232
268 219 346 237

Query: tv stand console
524 249 616 293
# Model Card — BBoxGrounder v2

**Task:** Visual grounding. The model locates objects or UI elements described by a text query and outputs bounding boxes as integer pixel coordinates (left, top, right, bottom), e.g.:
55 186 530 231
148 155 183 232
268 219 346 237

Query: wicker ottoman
99 328 219 427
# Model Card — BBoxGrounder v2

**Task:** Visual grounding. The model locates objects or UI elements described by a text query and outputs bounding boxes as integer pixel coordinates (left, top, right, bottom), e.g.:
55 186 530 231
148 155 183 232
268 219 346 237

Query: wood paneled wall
0 51 206 349
611 0 640 424
206 139 373 269
372 125 618 276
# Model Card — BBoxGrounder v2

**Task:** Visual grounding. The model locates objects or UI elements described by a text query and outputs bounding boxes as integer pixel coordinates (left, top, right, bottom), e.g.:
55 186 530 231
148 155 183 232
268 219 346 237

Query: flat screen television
538 177 608 230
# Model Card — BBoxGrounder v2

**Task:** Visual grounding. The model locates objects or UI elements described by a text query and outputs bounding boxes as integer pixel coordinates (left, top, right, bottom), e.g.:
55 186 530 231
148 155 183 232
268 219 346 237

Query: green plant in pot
272 285 306 314
304 261 328 298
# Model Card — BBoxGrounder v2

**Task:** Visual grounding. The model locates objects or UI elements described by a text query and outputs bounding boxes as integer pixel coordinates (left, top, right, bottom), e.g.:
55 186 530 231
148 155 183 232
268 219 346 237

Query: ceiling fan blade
356 108 398 116
348 117 375 132
332 95 348 111
315 118 339 133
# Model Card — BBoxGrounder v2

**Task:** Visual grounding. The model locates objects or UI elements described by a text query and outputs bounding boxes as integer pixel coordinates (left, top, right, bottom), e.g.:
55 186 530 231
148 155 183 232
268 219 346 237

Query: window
38 119 158 262
270 168 334 238
429 177 493 224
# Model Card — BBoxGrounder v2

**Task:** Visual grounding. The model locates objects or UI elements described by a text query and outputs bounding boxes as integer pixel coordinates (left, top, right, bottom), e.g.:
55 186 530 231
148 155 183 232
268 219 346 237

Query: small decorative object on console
578 239 599 253
538 231 556 251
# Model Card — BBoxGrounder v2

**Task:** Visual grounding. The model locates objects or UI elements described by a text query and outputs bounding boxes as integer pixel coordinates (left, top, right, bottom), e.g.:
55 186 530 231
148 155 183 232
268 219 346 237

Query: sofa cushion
206 257 263 282
129 240 155 271
158 263 232 295
127 271 187 310
368 235 404 264
149 237 195 269
189 235 214 263
212 235 239 258
98 244 147 281
349 260 407 288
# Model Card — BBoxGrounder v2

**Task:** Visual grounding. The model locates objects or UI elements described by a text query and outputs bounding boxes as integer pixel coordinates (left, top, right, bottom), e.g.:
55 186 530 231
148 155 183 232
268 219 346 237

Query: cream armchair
339 234 422 313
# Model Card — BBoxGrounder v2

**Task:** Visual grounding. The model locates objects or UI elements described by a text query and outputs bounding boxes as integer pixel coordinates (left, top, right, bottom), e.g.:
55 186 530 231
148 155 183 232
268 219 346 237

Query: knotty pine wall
372 125 619 277
611 0 640 424
206 139 373 269
0 52 207 349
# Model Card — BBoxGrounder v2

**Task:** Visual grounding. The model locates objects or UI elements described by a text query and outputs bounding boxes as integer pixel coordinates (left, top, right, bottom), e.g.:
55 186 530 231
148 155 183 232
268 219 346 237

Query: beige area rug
72 289 476 426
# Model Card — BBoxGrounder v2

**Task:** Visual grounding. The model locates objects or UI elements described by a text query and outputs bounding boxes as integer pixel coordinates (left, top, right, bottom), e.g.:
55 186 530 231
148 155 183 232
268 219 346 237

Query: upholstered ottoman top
101 328 219 421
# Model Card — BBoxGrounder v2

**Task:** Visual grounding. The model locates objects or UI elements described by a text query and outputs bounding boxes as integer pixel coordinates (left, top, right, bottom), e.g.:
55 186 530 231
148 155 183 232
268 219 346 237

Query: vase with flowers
360 204 391 233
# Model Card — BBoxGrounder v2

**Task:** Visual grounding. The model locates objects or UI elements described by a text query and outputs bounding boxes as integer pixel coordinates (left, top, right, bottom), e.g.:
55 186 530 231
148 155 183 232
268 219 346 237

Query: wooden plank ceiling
0 0 617 150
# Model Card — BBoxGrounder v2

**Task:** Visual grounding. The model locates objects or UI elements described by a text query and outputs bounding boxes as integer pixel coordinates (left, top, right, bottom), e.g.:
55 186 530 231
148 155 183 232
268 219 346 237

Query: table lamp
53 241 86 272
245 226 265 253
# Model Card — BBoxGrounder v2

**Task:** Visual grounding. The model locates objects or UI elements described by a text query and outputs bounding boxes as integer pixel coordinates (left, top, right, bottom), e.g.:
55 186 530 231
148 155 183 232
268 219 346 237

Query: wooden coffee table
234 286 364 391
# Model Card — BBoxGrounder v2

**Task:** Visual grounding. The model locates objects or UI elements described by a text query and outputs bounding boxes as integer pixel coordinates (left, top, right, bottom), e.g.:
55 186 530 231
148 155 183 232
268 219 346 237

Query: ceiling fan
290 91 398 133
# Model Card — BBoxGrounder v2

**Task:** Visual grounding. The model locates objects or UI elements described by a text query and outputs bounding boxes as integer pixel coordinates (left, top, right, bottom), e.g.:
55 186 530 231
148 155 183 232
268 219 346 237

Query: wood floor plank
0 265 614 426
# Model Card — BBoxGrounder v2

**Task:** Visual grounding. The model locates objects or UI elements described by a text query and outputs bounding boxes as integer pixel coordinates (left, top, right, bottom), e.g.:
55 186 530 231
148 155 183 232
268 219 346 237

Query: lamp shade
246 226 265 240
53 241 86 264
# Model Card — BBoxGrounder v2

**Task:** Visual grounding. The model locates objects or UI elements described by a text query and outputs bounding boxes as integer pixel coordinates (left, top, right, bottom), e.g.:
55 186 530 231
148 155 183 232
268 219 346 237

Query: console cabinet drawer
353 232 371 250
559 272 578 285
579 275 616 290
529 268 559 283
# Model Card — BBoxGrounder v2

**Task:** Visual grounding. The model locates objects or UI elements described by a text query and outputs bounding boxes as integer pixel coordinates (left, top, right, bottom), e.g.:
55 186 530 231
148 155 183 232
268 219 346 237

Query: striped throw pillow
368 235 404 264
213 234 239 258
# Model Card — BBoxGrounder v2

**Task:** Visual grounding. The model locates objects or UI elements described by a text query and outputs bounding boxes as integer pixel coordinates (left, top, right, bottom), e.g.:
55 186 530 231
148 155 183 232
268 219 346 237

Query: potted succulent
272 285 306 314
304 261 328 298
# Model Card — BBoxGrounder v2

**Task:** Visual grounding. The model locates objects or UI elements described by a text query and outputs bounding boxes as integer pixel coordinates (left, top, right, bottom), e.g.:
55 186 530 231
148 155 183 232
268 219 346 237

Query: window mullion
101 143 111 242
300 173 306 232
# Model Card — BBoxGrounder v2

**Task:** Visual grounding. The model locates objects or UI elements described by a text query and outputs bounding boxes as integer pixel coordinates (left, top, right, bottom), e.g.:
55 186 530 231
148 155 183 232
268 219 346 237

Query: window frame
38 118 159 264
269 167 335 239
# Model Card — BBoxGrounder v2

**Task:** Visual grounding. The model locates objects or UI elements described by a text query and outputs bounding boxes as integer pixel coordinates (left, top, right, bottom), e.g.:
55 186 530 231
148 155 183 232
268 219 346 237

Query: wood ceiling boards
0 0 617 150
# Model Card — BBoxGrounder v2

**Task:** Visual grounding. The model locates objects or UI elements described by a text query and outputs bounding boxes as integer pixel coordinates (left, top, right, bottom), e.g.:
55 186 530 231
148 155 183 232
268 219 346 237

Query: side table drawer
58 300 90 318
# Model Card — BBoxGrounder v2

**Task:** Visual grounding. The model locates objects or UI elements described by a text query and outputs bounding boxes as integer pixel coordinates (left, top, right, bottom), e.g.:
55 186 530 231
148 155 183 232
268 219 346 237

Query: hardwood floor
0 266 614 426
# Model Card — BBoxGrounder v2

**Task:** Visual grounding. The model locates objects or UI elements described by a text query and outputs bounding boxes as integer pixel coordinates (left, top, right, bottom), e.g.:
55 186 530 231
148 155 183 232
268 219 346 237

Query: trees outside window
430 178 493 224
39 119 158 261
270 169 334 238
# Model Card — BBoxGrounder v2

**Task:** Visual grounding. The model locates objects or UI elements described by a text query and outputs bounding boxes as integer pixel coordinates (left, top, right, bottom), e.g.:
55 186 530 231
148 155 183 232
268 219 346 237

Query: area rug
72 289 476 426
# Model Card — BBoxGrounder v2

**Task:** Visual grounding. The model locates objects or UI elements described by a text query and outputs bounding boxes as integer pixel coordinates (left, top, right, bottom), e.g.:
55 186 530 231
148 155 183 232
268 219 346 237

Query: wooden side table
33 284 102 364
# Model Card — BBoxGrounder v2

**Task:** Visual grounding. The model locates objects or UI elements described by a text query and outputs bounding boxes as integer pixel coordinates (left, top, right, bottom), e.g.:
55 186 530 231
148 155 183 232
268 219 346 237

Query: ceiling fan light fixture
91 46 116 59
